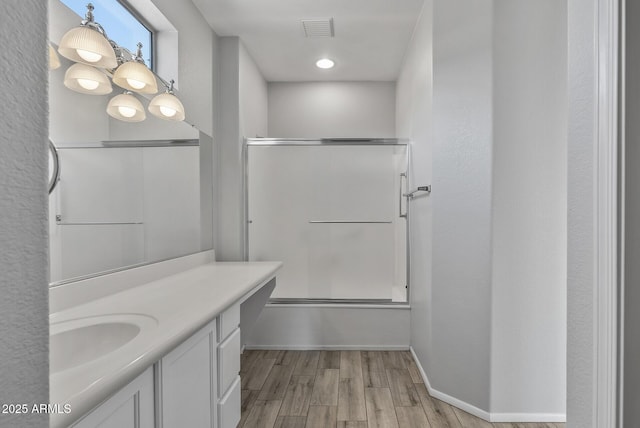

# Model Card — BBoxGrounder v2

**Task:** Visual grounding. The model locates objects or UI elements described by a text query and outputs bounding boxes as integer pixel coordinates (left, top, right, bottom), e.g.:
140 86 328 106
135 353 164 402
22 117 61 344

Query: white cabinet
218 376 241 428
217 304 241 428
72 368 154 428
218 327 241 396
159 318 217 428
71 305 243 428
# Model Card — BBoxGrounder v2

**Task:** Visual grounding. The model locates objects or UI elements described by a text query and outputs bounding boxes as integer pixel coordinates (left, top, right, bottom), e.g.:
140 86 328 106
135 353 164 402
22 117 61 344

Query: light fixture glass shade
107 92 146 122
58 26 118 69
149 92 185 121
49 43 61 70
112 62 158 94
64 63 112 95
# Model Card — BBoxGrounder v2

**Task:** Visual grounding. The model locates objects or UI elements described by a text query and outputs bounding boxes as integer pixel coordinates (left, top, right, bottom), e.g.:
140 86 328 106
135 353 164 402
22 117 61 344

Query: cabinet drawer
217 327 241 395
218 376 241 428
217 303 240 342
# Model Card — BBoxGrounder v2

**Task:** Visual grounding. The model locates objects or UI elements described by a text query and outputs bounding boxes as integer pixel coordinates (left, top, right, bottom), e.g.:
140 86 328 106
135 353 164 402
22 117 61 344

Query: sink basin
50 314 157 373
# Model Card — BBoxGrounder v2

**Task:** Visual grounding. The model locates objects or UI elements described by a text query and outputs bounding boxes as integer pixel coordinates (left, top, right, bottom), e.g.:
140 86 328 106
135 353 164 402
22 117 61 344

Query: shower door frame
243 138 411 306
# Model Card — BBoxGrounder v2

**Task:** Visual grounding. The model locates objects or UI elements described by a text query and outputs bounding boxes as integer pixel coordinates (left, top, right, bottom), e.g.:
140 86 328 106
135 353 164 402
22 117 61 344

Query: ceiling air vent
301 18 335 38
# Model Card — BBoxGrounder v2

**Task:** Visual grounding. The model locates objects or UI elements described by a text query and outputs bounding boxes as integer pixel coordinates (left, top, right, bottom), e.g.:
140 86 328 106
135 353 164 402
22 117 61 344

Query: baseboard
490 413 567 423
408 347 566 423
245 345 410 351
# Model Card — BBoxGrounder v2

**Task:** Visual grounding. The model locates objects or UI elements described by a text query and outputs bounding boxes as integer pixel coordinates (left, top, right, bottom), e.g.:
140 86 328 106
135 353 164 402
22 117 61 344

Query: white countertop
49 261 282 428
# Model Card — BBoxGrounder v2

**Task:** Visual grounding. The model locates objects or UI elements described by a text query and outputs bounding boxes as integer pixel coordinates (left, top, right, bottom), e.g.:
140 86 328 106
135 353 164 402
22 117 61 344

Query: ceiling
191 0 425 82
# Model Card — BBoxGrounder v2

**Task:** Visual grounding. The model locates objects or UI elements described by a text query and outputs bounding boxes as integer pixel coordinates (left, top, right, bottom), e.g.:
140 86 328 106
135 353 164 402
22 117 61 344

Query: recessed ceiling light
316 58 335 69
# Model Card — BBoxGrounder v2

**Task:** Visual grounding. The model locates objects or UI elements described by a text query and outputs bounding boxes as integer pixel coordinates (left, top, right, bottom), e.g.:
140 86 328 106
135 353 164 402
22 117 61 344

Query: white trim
409 347 490 421
245 345 410 351
595 0 620 426
409 347 567 423
489 413 567 423
265 303 410 310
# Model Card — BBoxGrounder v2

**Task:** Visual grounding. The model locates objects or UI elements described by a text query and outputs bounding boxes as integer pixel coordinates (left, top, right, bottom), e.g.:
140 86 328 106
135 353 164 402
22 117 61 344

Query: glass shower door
247 141 407 302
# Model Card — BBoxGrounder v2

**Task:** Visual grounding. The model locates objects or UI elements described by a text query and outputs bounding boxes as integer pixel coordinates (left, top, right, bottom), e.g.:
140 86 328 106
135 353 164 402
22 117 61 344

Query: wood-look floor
239 350 565 428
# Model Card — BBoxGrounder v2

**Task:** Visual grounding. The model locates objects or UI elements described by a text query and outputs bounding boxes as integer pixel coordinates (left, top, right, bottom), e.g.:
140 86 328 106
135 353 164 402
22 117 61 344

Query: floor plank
275 350 301 366
452 407 493 428
306 405 338 428
404 351 424 383
310 368 340 406
381 351 408 369
361 351 389 388
340 351 363 379
396 406 432 428
293 350 320 376
415 384 462 428
274 416 306 428
240 389 260 428
279 376 314 417
319 350 341 369
259 364 295 400
243 400 282 428
337 377 366 421
386 368 421 407
241 350 261 374
365 387 400 428
337 422 368 428
242 358 276 390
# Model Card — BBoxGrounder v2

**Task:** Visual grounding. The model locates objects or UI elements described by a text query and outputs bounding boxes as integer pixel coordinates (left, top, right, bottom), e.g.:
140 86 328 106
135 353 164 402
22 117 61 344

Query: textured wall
0 0 50 426
431 0 494 410
567 0 597 426
490 0 567 417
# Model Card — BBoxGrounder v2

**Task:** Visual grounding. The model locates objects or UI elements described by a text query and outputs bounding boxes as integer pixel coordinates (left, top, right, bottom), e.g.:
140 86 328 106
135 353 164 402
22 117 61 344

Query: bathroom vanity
49 254 281 428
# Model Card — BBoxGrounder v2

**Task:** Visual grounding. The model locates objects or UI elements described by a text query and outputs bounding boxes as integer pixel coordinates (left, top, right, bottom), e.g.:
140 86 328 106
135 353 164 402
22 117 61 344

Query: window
60 0 154 69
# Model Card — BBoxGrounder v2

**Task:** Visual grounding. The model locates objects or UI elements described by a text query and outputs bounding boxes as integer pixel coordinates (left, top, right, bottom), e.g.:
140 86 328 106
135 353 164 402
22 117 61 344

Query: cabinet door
160 319 217 428
72 368 154 428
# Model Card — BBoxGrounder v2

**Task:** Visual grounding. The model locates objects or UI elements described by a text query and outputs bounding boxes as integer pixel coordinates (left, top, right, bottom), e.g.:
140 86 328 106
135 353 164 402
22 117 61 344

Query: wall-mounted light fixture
53 3 185 122
57 3 117 69
107 91 146 122
64 63 112 95
112 43 158 94
149 80 185 121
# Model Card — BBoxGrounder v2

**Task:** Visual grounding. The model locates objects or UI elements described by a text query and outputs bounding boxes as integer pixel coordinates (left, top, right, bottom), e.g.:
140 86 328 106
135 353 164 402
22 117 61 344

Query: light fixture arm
81 3 111 41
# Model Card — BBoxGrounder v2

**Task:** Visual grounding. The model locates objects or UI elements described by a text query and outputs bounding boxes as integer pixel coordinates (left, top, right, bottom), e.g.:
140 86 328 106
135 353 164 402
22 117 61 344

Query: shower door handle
399 172 407 218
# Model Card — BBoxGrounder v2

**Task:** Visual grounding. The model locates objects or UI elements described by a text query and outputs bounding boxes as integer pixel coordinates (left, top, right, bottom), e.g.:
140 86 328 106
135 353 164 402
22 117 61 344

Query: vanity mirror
48 0 214 284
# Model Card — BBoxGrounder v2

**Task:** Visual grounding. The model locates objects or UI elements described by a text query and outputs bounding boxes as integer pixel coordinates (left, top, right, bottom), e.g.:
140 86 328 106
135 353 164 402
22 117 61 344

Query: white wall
398 0 567 420
567 0 597 426
0 0 49 426
217 37 268 260
146 0 215 137
395 0 434 396
490 0 567 418
268 82 396 138
431 0 494 411
239 43 269 139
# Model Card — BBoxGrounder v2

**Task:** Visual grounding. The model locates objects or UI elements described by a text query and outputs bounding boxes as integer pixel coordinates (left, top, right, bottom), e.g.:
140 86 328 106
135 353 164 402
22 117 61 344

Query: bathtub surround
396 0 567 421
0 0 50 427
